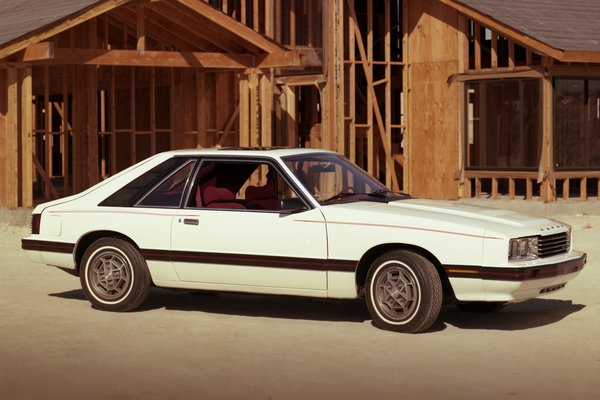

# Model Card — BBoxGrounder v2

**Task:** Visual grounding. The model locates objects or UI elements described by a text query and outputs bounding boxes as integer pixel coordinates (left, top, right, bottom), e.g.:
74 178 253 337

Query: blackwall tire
366 250 442 333
80 238 151 312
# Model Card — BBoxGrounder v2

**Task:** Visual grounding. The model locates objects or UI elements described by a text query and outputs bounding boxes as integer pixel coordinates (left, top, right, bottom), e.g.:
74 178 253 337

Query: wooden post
402 0 409 192
196 70 207 148
44 66 51 199
20 67 33 208
508 40 515 68
322 0 344 154
284 85 297 147
0 69 6 208
260 72 273 147
239 72 250 147
366 0 374 174
264 0 274 39
110 66 117 175
87 65 99 186
540 57 554 202
348 0 356 162
137 1 145 53
249 71 259 147
457 14 468 198
491 33 498 68
5 68 19 208
72 66 85 194
150 68 156 154
474 22 481 70
384 0 392 188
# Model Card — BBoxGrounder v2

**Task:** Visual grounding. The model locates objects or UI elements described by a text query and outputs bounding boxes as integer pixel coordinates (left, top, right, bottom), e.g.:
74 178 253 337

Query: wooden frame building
2 0 600 209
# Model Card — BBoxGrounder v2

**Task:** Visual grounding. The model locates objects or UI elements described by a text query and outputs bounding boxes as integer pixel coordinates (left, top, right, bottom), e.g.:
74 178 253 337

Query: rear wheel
456 301 506 313
366 250 442 333
80 238 151 311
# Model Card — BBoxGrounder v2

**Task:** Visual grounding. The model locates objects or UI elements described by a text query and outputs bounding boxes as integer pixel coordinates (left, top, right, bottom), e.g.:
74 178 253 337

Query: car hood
319 198 569 239
388 199 549 227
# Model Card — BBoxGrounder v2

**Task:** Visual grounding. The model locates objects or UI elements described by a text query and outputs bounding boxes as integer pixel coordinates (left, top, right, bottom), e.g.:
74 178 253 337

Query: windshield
282 153 409 205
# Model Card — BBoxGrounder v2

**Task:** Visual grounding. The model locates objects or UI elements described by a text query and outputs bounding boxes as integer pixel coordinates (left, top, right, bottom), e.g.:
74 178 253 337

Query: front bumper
445 251 587 302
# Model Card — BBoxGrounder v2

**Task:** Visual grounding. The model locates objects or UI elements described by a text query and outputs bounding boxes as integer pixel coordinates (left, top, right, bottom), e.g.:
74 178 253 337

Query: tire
80 238 151 312
456 301 506 313
366 250 442 333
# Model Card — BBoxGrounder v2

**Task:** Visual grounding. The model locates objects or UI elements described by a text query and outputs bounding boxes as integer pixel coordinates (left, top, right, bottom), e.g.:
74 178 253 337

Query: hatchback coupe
22 148 586 333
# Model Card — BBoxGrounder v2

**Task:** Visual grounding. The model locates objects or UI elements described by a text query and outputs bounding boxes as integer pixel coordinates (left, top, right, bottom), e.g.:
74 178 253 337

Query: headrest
204 186 235 205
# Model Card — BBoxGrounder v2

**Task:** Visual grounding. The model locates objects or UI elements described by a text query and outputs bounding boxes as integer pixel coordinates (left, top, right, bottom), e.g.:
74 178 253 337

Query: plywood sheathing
406 0 460 199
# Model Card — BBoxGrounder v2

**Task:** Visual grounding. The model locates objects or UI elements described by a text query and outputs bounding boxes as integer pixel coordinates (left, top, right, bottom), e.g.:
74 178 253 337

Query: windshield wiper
366 189 390 198
323 192 358 202
324 189 390 202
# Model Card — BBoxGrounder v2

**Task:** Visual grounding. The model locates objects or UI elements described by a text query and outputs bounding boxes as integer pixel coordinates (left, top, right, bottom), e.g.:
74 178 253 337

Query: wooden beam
137 1 146 53
25 48 305 69
539 57 555 202
260 73 273 147
239 73 250 147
249 71 259 147
7 42 55 63
20 67 33 208
5 68 18 208
449 67 544 82
348 0 356 163
0 0 132 60
112 5 219 52
474 22 481 69
146 1 245 53
0 70 7 207
196 71 207 148
216 105 240 146
284 85 297 147
275 74 324 87
384 0 392 188
32 154 60 199
491 33 498 68
44 66 51 199
175 0 284 53
88 65 99 186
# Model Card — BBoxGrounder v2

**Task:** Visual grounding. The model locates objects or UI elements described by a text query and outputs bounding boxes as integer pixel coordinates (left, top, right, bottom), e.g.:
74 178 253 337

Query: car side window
188 160 308 212
137 161 196 208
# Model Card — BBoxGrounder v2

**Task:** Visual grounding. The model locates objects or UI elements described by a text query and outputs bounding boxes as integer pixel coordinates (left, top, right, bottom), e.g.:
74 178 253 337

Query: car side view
22 148 586 333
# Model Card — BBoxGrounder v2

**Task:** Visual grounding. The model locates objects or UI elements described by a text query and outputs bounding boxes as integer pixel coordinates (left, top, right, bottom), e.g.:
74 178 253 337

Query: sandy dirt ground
1 214 599 400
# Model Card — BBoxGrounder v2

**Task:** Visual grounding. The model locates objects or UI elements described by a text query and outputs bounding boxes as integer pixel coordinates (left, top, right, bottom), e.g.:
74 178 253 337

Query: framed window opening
554 78 600 170
465 78 542 170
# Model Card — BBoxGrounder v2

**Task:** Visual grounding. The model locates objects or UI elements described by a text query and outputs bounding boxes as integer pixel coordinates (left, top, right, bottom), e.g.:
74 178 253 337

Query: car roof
159 147 337 158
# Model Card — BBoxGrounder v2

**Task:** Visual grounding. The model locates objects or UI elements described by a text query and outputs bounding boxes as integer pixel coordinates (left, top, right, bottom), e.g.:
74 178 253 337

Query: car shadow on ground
50 288 585 331
434 299 585 331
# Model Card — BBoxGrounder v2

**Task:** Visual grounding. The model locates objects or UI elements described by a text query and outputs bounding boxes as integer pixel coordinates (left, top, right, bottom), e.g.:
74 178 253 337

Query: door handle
182 218 199 225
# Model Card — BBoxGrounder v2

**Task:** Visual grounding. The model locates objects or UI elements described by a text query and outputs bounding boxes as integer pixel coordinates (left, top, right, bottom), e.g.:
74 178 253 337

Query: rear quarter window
99 158 190 207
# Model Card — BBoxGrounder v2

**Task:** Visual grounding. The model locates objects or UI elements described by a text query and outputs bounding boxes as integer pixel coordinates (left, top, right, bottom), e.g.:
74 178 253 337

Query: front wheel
366 250 442 333
80 238 151 312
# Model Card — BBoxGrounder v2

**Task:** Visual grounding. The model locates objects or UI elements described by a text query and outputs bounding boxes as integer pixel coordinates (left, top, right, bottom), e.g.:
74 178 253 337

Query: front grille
538 232 570 258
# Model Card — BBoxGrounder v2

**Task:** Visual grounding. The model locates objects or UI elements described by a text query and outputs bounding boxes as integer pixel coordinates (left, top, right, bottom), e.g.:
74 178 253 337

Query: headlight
509 236 539 261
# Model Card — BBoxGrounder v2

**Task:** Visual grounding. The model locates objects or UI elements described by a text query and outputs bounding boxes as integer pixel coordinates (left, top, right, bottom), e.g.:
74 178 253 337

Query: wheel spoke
89 250 132 300
374 263 419 321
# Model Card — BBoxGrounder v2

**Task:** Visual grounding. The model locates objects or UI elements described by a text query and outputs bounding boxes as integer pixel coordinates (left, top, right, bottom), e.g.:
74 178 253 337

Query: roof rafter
175 0 285 53
110 5 220 52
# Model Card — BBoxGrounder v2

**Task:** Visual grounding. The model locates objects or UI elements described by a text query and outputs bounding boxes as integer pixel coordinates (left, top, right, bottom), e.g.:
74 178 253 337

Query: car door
170 159 328 291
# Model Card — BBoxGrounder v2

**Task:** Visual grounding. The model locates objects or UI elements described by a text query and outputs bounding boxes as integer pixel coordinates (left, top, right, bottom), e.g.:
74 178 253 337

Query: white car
22 148 586 333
